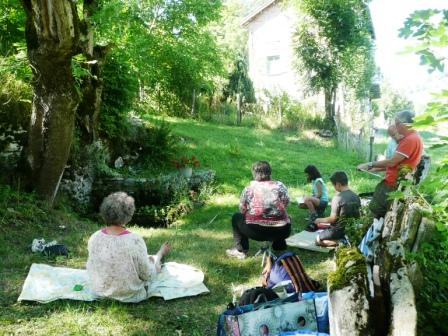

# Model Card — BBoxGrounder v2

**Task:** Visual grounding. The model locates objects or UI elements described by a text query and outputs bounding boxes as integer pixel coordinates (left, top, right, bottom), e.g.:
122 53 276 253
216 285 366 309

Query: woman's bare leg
315 235 338 247
304 196 321 214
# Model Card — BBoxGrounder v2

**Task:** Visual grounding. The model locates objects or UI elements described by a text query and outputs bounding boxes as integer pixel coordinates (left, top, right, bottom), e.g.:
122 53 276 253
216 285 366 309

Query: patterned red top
240 180 290 227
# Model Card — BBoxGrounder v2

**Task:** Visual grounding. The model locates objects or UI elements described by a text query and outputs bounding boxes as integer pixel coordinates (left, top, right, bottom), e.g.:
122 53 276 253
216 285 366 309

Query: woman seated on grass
87 192 170 302
300 165 329 222
226 160 291 259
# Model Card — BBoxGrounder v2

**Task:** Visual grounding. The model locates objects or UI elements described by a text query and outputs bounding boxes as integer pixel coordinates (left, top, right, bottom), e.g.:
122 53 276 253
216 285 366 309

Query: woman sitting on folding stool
226 161 291 259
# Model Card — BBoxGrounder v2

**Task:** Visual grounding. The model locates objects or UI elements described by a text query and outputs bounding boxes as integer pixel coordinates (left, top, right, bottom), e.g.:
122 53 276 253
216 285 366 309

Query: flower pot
179 167 193 178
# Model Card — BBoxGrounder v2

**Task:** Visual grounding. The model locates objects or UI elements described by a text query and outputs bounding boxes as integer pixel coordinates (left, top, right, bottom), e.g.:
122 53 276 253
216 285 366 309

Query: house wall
245 1 372 159
246 2 302 100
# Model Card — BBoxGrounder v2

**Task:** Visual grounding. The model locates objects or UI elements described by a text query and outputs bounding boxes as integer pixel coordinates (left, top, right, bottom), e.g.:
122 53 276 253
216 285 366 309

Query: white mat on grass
286 230 335 253
18 262 209 303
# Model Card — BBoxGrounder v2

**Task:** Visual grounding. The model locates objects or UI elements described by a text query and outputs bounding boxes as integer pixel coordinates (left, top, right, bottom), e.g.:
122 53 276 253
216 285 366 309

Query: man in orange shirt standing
357 110 423 218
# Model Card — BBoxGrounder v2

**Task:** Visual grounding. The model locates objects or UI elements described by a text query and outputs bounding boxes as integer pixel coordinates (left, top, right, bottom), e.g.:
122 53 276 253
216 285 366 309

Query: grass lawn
1 117 381 335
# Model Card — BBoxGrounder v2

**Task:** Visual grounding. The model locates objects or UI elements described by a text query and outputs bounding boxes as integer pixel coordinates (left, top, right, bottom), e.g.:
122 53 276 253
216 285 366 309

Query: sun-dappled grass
0 116 380 335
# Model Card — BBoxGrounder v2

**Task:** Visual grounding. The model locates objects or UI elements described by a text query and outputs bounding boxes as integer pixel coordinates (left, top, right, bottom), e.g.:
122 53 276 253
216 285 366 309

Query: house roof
241 0 280 26
241 0 375 39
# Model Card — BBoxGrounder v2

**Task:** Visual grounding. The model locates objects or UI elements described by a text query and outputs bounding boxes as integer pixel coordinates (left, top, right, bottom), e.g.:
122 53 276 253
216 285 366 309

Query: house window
266 55 281 75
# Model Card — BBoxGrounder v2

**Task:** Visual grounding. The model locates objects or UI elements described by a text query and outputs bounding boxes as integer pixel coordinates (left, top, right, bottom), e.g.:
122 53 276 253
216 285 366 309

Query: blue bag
266 252 320 294
217 293 302 336
216 292 331 336
302 292 329 334
217 303 254 336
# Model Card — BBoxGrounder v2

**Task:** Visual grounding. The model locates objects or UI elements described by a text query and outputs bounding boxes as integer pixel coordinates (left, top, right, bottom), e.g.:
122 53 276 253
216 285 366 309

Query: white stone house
242 0 302 100
243 0 374 158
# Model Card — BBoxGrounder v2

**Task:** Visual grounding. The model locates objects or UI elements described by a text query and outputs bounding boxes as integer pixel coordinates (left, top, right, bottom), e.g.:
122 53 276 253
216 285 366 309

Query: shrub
194 181 217 205
123 120 179 171
412 175 448 334
0 68 31 153
139 88 190 117
134 201 192 227
68 135 114 178
196 95 214 121
132 172 216 227
343 213 373 246
99 53 139 141
266 92 325 131
412 222 448 335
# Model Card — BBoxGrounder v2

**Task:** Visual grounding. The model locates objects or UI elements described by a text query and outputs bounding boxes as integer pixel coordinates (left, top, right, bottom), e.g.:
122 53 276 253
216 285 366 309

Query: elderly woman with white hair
86 192 170 302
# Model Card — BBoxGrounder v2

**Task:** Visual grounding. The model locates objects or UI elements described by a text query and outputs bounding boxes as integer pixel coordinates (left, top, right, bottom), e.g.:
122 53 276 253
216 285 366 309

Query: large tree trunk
22 0 81 204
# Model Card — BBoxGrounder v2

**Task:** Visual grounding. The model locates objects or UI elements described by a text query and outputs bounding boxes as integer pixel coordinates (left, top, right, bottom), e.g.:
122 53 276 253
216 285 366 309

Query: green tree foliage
0 0 31 152
211 0 248 64
0 0 25 56
400 9 448 128
294 0 375 124
223 55 256 104
372 81 414 120
92 0 224 116
99 53 139 140
400 9 448 74
0 70 31 153
400 9 448 335
210 0 254 102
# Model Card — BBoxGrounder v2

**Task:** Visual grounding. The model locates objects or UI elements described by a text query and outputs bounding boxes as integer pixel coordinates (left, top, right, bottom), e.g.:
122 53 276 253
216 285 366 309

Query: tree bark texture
22 0 81 203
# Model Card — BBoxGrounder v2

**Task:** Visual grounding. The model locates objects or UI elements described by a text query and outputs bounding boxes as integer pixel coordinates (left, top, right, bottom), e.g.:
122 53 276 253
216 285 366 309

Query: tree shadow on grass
0 177 337 334
0 231 270 334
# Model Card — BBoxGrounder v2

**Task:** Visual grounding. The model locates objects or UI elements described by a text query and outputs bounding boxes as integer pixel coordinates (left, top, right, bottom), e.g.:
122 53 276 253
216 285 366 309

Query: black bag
239 287 278 306
43 244 69 257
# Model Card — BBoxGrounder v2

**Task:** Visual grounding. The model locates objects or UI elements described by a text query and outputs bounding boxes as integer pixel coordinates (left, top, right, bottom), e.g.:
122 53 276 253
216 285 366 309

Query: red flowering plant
172 155 200 169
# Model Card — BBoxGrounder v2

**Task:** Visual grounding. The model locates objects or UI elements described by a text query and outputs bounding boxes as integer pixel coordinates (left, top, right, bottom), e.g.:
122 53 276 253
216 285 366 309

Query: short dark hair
252 161 271 181
304 165 322 181
330 171 348 186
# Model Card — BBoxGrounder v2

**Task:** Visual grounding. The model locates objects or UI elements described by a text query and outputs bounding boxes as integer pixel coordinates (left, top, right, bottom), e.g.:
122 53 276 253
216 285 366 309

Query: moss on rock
328 247 367 291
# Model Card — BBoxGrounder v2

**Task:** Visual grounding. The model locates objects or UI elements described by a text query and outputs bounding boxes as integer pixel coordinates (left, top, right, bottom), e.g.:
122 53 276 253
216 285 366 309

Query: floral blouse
239 180 290 227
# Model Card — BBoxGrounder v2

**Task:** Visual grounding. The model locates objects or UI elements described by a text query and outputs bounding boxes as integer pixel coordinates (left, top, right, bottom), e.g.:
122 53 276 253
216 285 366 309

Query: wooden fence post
191 89 196 118
236 93 241 125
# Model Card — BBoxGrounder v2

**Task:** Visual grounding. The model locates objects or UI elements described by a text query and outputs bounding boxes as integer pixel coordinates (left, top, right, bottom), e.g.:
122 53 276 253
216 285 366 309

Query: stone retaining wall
91 169 215 208
328 193 433 335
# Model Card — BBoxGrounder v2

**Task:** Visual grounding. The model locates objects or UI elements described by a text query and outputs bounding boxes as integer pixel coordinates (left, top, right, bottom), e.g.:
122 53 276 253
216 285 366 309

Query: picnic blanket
286 231 334 253
18 262 209 303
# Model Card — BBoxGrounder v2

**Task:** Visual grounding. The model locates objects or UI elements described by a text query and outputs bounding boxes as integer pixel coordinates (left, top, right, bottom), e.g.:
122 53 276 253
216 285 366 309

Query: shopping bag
222 296 317 336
